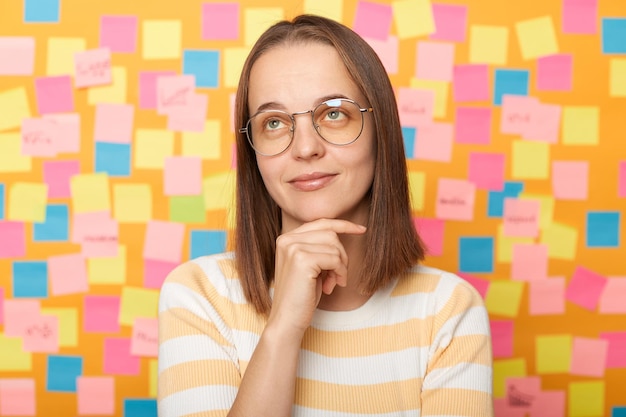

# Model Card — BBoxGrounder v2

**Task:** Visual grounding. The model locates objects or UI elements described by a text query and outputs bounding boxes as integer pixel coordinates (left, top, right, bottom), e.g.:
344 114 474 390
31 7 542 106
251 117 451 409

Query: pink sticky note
415 41 455 81
430 4 467 42
72 212 119 257
164 156 203 196
0 288 4 325
570 337 608 377
104 337 141 375
618 161 626 198
522 103 561 143
512 244 548 281
131 317 158 357
435 178 476 221
167 93 209 132
143 220 185 263
599 277 626 313
77 376 115 415
453 64 490 102
500 95 539 135
566 266 608 311
529 277 566 315
353 1 393 41
0 36 35 75
365 35 399 75
414 122 453 162
599 332 626 368
491 320 514 358
43 160 80 198
48 253 88 296
22 314 59 353
0 379 36 416
202 3 239 40
537 54 573 91
494 398 526 417
21 117 59 157
0 221 26 258
34 75 74 115
505 376 541 408
74 48 112 88
94 103 134 144
530 390 566 417
144 258 177 289
42 113 81 153
100 15 138 53
562 0 597 34
457 272 490 299
3 299 40 337
503 198 540 238
397 87 434 127
468 152 505 191
454 107 492 144
83 295 120 333
157 74 196 115
413 218 444 256
139 71 176 109
552 161 588 200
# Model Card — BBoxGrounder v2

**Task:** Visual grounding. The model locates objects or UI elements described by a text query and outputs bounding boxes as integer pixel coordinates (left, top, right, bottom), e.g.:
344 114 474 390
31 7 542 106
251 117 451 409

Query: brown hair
234 14 425 315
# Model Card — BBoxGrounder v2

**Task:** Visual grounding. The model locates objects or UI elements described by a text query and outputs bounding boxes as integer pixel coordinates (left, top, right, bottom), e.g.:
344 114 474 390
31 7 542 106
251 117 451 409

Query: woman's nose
289 112 325 159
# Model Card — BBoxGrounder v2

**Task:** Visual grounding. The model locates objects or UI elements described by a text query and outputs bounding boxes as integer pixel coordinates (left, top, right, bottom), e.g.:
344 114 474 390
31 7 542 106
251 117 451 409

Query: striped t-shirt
158 252 493 417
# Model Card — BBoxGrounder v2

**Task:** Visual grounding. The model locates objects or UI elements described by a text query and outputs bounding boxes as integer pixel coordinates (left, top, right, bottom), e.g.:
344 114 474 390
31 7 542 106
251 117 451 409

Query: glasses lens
248 111 293 156
313 99 364 145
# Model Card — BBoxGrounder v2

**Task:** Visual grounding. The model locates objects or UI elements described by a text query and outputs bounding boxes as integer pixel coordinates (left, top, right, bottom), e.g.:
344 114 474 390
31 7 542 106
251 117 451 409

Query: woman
158 14 493 417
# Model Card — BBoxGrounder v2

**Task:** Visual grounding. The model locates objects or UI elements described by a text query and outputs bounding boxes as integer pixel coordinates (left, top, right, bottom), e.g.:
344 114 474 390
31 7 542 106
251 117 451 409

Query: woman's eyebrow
253 94 353 113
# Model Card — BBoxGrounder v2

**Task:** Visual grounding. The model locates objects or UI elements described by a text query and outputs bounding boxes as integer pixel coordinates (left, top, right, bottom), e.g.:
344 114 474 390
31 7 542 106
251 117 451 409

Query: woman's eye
325 109 345 120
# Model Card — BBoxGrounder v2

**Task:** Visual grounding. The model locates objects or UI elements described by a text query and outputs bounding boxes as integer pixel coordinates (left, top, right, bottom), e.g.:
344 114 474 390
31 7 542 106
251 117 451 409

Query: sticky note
83 295 120 333
47 355 83 392
566 266 608 311
413 218 444 257
43 113 81 153
94 103 134 144
22 313 59 353
40 307 78 347
190 230 227 259
156 74 196 115
587 211 620 247
452 64 489 102
0 184 3 220
493 70 529 106
138 71 176 109
600 332 626 368
522 103 561 143
459 236 493 273
46 37 86 76
500 95 538 135
610 58 626 97
571 337 608 377
435 178 475 220
392 0 435 39
0 334 32 371
430 3 467 42
134 129 175 169
414 122 453 162
562 106 599 145
202 3 239 40
552 161 588 200
491 320 514 358
353 1 393 40
397 87 434 127
131 318 158 357
402 127 416 158
537 54 573 91
518 193 554 230
529 277 565 315
77 376 115 415
568 381 605 417
602 18 626 54
87 246 126 285
563 0 597 34
503 198 539 238
0 88 32 131
143 220 185 262
119 286 159 326
0 221 26 258
0 37 35 75
70 173 110 213
182 120 222 159
223 47 249 88
536 334 571 374
599 277 626 314
95 142 131 177
493 358 527 398
408 171 426 211
144 259 177 289
620 161 626 197
515 16 558 60
170 196 206 224
149 359 158 397
485 280 524 317
511 140 550 179
33 204 69 241
113 183 152 223
457 273 490 299
163 156 203 196
512 244 548 281
0 379 36 416
243 7 284 46
468 152 505 191
21 117 60 157
409 78 448 118
415 41 455 81
35 75 75 114
124 399 157 417
43 160 80 199
24 0 59 22
540 222 578 260
100 15 138 53
454 107 492 144
48 253 88 296
143 20 182 59
74 48 111 88
87 66 126 104
104 337 141 375
167 93 209 133
183 50 220 88
3 299 40 337
496 224 533 263
203 171 236 212
72 211 118 257
8 182 48 223
469 25 508 65
303 0 344 22
12 261 48 298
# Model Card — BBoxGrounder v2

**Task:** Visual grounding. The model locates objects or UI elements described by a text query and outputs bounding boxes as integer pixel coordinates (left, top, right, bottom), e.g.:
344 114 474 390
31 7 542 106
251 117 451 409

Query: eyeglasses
239 98 374 156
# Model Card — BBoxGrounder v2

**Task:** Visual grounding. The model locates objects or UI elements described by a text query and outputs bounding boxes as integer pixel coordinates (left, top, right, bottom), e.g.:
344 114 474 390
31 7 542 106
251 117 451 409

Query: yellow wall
1 0 625 416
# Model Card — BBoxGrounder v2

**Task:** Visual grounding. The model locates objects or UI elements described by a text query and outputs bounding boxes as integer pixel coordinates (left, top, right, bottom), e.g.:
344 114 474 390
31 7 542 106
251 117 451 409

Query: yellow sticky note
113 184 153 223
515 16 558 60
408 171 426 212
244 8 285 46
203 171 236 211
562 106 599 145
409 78 449 118
70 173 111 213
536 334 572 374
8 182 48 222
47 37 86 76
496 224 533 263
0 132 32 172
40 308 79 347
304 0 344 22
87 66 127 104
569 381 605 417
119 286 160 326
0 334 32 371
493 358 527 398
223 47 250 88
0 87 31 131
485 280 525 318
88 245 126 285
512 140 550 179
609 58 626 97
134 129 175 169
393 0 435 39
149 359 159 397
519 193 555 229
469 25 509 65
540 222 578 260
182 120 222 159
143 20 182 59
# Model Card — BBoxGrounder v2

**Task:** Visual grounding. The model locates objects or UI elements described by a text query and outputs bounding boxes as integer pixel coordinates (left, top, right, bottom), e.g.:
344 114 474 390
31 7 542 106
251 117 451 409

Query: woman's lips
288 172 337 191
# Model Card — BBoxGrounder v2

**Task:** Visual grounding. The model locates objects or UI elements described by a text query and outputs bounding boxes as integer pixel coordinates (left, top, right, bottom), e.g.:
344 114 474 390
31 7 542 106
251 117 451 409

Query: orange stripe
159 359 240 399
421 388 493 416
428 334 493 369
159 308 229 345
392 271 441 296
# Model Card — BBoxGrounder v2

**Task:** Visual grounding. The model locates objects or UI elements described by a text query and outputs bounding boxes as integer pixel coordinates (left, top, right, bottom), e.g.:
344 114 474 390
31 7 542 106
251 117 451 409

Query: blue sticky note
586 211 620 247
602 18 626 54
402 127 416 159
33 204 69 242
95 142 131 177
613 406 626 417
487 181 524 217
24 0 60 22
47 355 83 392
183 50 220 88
0 183 4 220
493 69 529 106
459 237 494 273
124 399 157 417
13 261 48 298
190 230 227 259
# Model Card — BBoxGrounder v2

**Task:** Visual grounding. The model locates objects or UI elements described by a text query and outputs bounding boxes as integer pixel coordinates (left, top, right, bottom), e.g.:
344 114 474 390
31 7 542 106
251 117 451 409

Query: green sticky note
169 195 206 223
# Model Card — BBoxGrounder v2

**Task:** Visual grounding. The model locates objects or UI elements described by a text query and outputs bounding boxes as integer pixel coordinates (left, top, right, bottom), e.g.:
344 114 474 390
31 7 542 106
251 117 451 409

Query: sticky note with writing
74 48 112 88
72 211 119 257
503 198 540 237
131 318 158 357
23 314 59 353
157 74 196 115
21 118 58 157
493 358 526 398
353 1 392 41
0 37 35 75
500 95 538 135
436 178 476 221
139 71 176 109
397 87 434 127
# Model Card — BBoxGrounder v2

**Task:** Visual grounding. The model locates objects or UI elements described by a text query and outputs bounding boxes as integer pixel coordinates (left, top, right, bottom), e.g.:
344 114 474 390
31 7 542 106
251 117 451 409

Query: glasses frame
239 98 374 156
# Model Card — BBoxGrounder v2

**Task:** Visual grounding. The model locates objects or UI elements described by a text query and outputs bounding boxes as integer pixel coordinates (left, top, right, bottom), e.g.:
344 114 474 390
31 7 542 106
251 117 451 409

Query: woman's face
247 42 376 232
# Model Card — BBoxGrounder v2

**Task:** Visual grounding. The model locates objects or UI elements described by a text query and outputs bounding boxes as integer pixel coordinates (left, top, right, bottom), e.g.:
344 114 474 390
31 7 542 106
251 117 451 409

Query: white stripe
232 329 260 362
294 405 421 417
422 362 492 393
431 306 491 349
158 335 238 372
192 254 248 304
158 385 236 417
